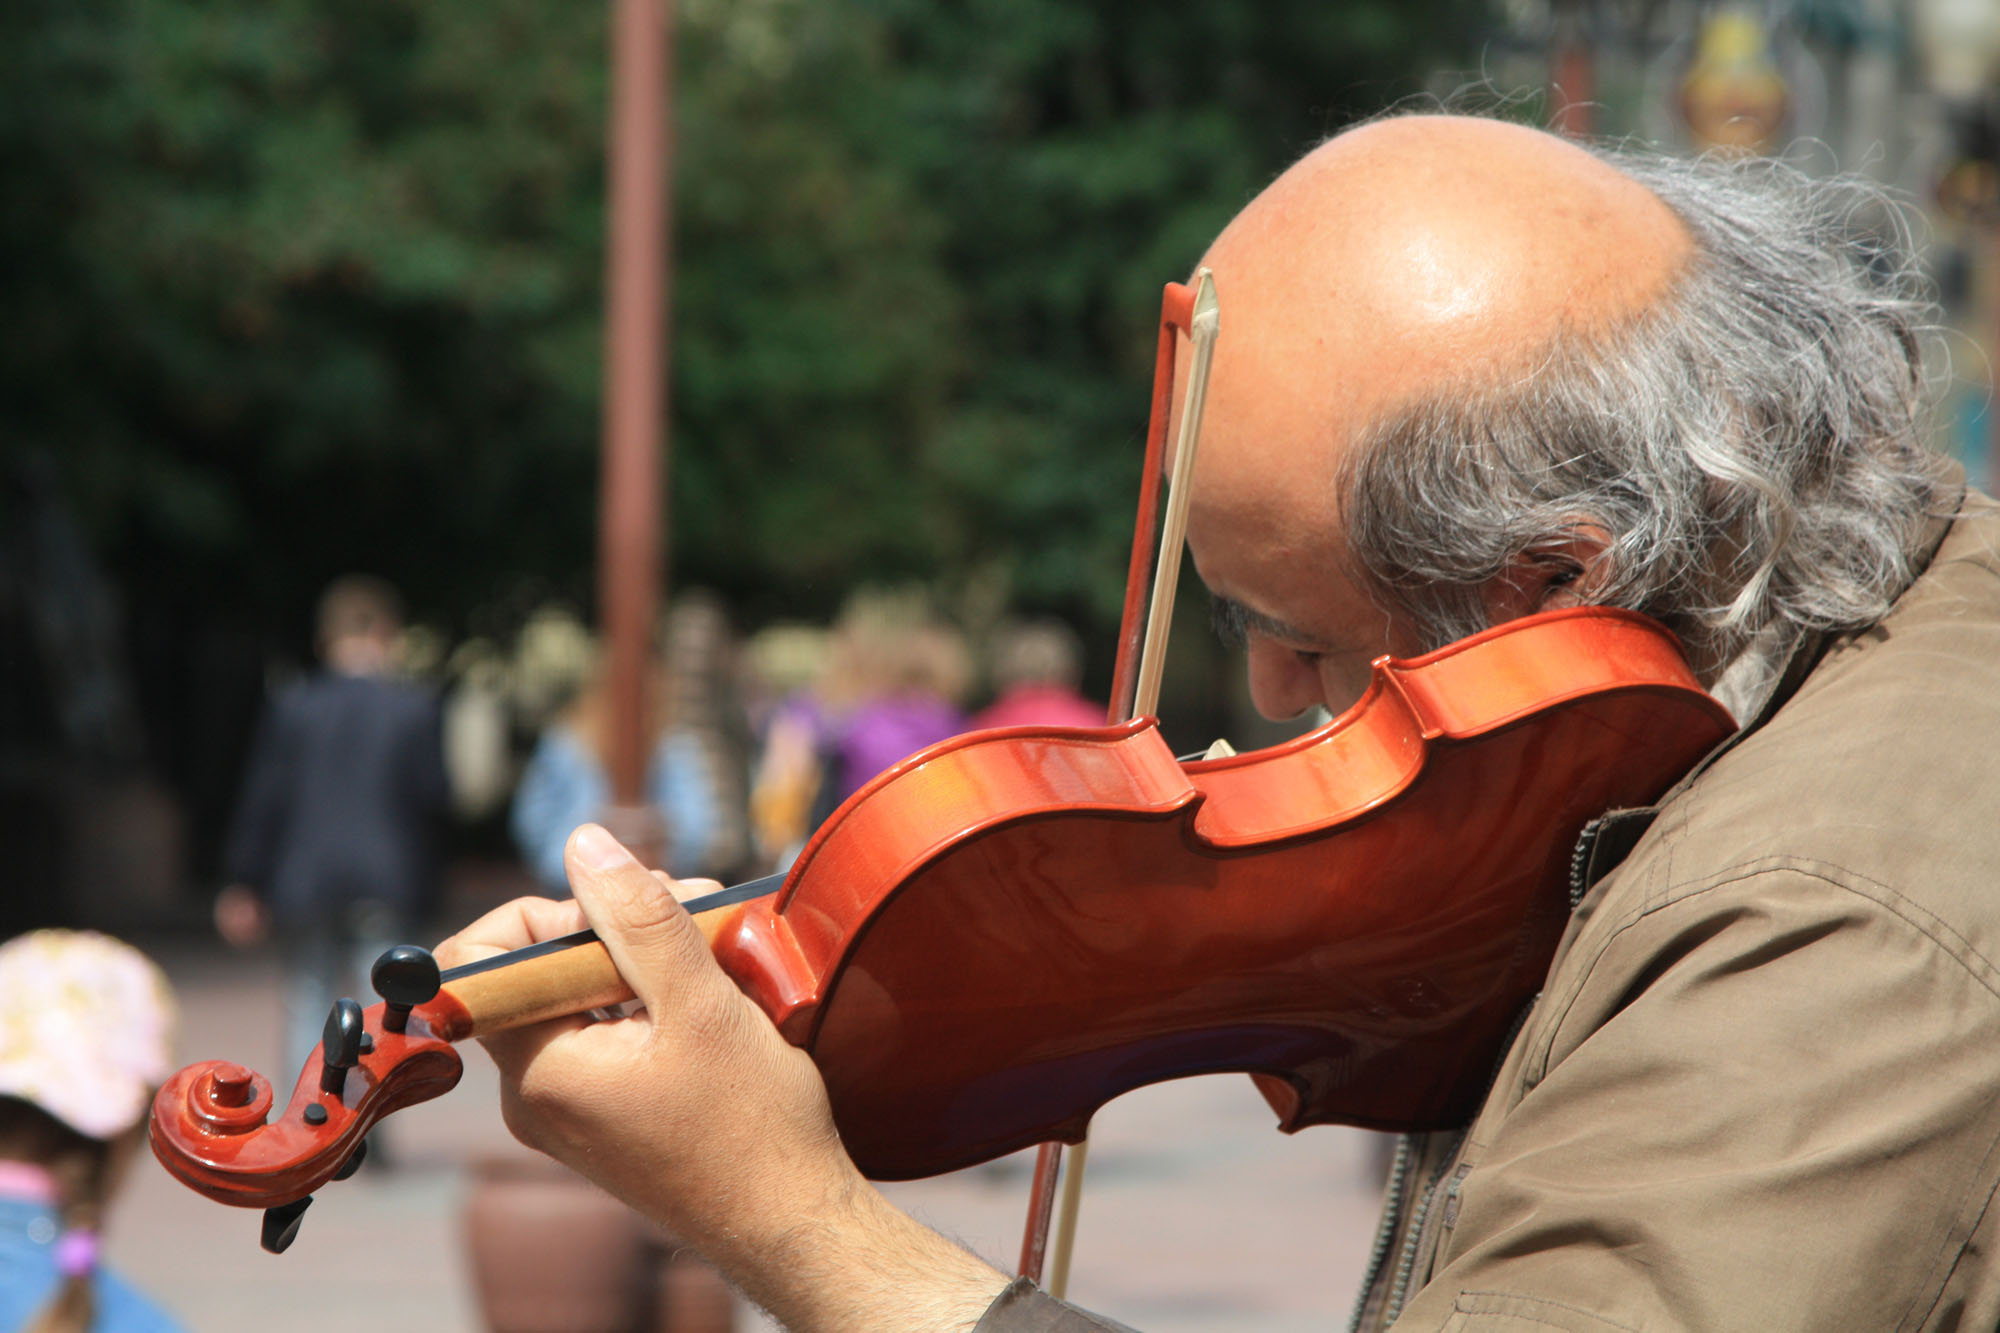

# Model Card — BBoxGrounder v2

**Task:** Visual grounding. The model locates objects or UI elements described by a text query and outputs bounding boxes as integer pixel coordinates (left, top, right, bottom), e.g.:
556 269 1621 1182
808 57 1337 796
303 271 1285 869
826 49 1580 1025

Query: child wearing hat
0 930 184 1332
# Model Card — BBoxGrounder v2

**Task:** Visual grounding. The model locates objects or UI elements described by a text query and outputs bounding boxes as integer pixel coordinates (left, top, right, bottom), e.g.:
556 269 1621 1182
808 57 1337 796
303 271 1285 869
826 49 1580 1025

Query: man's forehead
1168 116 1690 539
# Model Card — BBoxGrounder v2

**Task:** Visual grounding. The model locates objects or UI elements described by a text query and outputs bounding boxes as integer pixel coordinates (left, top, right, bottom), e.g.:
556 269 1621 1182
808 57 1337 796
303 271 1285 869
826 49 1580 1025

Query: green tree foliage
4 0 611 628
4 0 1493 639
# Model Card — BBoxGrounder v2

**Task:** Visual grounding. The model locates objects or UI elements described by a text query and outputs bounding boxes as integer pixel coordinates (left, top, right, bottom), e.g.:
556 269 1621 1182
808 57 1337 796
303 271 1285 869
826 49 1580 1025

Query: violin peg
331 1139 368 1182
318 998 365 1094
261 1196 312 1254
371 945 441 1034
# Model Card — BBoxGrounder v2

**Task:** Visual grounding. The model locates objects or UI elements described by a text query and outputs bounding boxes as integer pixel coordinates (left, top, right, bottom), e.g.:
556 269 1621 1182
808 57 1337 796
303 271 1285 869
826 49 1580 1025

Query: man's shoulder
292 669 436 710
1566 503 2000 980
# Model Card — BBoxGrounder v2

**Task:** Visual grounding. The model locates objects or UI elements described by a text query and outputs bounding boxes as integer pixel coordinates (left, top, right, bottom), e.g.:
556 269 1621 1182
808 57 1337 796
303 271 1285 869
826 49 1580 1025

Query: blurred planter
65 774 184 929
464 1150 736 1333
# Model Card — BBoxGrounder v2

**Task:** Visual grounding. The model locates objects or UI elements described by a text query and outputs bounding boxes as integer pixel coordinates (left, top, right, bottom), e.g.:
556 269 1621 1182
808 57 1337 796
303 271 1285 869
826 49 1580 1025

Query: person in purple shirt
826 620 970 807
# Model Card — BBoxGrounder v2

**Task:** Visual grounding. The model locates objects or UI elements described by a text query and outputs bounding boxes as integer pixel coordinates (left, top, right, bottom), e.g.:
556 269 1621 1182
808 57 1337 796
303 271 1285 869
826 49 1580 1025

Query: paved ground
113 934 1392 1331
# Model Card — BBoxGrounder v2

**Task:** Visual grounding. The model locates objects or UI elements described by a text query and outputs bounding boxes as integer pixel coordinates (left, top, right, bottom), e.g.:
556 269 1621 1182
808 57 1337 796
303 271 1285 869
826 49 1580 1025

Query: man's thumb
564 823 712 1008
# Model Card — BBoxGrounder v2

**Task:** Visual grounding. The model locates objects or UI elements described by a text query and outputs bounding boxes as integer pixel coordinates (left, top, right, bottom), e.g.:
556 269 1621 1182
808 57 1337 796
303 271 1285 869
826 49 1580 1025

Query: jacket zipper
1346 1134 1413 1333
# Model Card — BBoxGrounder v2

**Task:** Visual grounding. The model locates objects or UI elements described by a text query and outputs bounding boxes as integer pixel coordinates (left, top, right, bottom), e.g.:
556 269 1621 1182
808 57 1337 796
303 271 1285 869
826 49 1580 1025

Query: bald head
1197 115 1692 493
1184 115 1696 718
1218 116 1689 341
1182 113 1945 723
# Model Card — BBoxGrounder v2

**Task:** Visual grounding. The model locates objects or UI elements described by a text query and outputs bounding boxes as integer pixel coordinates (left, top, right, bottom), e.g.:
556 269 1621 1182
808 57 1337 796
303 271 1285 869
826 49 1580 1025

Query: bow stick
1019 267 1221 1299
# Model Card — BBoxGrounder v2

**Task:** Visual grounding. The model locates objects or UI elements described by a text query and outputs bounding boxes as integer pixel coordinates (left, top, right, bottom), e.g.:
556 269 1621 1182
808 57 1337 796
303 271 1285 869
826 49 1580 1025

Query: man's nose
1245 641 1328 723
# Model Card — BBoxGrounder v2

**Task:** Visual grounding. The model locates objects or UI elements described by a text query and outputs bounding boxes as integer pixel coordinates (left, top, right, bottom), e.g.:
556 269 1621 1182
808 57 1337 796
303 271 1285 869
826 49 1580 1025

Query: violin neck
432 933 634 1039
425 871 784 1041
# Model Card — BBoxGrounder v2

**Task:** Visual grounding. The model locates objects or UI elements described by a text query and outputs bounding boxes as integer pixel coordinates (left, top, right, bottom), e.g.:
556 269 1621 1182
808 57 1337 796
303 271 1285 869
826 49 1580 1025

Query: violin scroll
150 932 640 1250
149 945 469 1250
179 1061 274 1133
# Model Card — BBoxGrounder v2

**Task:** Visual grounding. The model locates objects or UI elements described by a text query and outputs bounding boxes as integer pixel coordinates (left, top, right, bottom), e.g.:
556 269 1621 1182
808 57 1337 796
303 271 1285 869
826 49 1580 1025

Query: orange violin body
711 604 1732 1178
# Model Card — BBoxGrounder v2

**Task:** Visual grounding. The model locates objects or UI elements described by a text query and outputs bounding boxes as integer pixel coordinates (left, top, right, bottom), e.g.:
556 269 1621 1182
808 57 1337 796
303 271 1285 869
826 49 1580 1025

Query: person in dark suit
217 575 450 1077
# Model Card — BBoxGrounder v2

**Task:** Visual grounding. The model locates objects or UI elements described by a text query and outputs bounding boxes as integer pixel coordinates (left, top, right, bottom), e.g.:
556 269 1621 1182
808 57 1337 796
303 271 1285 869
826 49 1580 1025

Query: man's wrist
730 1172 1010 1331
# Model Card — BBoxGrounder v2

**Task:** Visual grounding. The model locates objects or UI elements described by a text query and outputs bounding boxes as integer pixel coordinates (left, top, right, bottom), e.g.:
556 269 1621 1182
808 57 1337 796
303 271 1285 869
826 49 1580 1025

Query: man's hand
434 824 1009 1331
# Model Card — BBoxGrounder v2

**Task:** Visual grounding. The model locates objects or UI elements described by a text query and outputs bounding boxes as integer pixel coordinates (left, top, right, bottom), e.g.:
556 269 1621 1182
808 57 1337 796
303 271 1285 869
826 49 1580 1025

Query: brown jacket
1350 496 2000 1331
986 496 2000 1332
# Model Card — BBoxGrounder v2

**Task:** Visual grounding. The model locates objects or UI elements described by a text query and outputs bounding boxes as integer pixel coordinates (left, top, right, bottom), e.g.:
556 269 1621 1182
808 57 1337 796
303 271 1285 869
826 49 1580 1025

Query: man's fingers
476 1006 591 1084
654 869 725 905
565 825 721 1014
434 895 590 971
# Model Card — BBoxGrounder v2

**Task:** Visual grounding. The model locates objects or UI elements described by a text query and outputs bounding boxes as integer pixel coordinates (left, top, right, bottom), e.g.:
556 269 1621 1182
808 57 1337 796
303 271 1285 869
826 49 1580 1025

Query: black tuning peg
261 1196 313 1254
318 998 365 1094
371 945 441 1034
331 1138 369 1182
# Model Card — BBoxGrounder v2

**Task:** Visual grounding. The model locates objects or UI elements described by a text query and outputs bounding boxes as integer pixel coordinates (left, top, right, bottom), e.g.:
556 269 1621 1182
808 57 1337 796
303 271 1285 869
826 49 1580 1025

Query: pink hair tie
0 1162 57 1204
55 1228 97 1278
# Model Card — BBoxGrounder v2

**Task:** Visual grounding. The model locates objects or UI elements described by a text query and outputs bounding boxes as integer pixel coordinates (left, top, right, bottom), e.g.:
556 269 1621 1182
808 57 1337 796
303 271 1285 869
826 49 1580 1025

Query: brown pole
1549 4 1595 139
597 0 673 866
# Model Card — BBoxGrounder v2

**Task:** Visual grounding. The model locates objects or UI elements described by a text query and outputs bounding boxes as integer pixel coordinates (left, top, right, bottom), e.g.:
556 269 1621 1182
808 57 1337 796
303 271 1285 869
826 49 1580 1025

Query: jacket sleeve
974 1279 1138 1332
221 693 299 893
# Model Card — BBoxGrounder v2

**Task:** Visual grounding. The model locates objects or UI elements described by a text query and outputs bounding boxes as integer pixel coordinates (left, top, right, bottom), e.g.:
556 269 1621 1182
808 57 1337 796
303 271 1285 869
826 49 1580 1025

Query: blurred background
5 0 2000 1327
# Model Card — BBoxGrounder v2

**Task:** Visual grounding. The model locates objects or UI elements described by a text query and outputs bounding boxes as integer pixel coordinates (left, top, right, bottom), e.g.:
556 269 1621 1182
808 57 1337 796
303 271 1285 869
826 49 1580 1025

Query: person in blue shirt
512 670 726 891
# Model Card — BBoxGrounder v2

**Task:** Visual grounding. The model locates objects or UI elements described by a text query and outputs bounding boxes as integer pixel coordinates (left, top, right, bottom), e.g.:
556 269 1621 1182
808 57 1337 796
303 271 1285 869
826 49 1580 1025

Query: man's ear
1483 524 1613 623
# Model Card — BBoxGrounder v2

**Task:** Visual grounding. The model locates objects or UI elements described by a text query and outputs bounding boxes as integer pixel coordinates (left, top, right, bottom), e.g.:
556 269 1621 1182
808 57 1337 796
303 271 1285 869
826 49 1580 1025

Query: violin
148 272 1733 1258
149 604 1729 1244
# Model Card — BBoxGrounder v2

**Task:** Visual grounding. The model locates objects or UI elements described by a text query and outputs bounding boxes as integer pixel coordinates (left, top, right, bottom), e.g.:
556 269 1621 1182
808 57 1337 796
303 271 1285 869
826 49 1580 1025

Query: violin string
433 870 788 984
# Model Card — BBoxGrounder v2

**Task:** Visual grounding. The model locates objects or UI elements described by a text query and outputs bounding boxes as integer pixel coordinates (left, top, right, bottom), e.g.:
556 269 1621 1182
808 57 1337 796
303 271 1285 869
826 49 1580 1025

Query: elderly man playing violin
438 111 2000 1331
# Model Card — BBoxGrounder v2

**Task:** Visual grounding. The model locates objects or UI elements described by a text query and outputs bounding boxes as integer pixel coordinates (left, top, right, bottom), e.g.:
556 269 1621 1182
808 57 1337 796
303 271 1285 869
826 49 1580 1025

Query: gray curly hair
1336 144 1959 718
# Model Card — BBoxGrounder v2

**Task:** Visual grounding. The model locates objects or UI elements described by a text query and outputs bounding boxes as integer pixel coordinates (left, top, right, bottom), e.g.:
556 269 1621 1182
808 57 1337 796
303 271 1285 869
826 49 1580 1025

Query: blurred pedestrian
970 619 1105 730
0 930 183 1333
743 625 832 872
662 593 754 880
746 599 973 866
510 663 729 891
217 575 450 1078
823 618 969 810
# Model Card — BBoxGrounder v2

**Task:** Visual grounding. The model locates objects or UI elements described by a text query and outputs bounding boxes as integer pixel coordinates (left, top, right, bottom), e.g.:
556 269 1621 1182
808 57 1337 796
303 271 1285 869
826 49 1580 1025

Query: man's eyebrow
1207 592 1335 651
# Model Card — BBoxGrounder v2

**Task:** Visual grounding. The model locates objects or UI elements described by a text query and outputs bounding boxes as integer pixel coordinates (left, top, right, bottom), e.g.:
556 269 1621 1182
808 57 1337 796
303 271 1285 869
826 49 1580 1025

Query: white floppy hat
0 931 177 1140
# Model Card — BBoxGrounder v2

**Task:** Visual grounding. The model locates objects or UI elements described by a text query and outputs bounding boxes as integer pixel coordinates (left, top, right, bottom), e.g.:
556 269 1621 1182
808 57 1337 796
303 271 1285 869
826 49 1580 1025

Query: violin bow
1018 267 1221 1297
